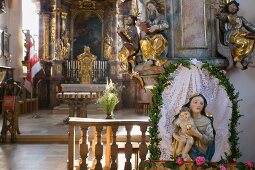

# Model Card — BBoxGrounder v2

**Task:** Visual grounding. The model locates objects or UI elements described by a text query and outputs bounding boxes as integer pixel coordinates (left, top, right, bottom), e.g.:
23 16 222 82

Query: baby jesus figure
172 107 196 160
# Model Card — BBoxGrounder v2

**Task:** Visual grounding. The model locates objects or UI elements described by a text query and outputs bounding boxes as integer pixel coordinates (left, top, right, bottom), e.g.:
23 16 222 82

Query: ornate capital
78 0 96 10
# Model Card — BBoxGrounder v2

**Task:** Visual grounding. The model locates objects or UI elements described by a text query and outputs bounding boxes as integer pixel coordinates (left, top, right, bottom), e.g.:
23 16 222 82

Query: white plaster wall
8 0 23 82
0 0 23 82
0 2 9 66
229 0 255 162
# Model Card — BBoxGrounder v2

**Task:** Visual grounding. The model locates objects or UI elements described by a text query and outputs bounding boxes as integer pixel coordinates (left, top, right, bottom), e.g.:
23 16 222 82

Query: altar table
57 84 106 118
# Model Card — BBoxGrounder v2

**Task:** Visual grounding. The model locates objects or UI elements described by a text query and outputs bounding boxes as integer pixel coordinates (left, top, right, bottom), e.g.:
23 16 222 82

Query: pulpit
57 84 105 118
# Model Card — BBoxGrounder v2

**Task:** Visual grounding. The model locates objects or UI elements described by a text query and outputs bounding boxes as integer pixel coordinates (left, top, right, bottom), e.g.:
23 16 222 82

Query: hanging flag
24 43 42 93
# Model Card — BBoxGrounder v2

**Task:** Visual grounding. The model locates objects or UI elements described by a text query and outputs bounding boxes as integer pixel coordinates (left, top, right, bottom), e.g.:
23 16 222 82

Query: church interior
0 0 255 169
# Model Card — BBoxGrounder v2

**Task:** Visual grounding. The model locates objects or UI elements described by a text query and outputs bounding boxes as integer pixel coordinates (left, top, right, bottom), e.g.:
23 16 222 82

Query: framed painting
3 30 10 58
73 12 102 60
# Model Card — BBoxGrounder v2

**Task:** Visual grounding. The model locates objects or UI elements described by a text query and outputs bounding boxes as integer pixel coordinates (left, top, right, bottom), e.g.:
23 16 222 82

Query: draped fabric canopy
158 64 232 161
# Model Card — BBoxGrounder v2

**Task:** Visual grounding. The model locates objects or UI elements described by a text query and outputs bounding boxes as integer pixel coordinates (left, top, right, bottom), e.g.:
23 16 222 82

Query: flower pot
106 112 114 119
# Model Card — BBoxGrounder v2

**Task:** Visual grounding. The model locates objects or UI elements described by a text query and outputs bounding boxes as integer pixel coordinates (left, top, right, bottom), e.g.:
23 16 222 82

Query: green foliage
163 161 179 169
148 61 241 162
202 63 241 161
237 162 255 170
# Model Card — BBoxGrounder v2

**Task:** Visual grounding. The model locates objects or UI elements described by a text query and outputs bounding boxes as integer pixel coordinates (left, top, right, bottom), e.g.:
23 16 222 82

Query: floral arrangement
162 155 184 169
97 79 120 118
159 155 255 170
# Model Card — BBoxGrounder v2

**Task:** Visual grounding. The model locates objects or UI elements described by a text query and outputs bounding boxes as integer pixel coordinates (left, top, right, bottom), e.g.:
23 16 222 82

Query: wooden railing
68 117 150 170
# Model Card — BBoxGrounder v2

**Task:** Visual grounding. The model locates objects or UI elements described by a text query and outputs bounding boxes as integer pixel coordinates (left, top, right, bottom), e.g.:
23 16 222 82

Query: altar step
52 103 105 114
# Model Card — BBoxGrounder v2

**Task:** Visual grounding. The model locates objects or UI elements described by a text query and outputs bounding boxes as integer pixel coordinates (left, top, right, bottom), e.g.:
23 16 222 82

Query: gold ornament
140 34 168 63
77 46 97 84
230 31 254 62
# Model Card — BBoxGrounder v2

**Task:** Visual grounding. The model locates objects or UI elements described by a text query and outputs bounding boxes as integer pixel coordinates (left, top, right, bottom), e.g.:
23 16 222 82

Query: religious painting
73 12 102 60
3 31 10 58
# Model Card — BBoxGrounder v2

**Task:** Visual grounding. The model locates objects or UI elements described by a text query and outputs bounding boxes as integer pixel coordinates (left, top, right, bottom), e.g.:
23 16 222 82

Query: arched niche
71 10 103 60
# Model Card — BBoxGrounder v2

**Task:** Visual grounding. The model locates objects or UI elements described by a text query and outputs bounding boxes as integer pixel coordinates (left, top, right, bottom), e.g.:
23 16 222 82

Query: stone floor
0 144 68 170
0 107 149 170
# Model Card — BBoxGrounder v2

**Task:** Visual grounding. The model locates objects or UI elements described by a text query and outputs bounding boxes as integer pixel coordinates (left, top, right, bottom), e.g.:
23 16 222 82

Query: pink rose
176 157 184 165
195 156 206 166
245 161 255 168
222 70 227 75
219 164 227 170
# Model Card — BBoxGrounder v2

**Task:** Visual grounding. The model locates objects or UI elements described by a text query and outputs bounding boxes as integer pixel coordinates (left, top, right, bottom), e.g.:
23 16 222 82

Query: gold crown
223 0 232 4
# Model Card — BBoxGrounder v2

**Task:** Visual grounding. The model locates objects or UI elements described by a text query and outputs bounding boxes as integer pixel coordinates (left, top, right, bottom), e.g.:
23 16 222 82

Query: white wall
0 2 9 66
8 0 23 82
0 0 23 82
228 0 255 162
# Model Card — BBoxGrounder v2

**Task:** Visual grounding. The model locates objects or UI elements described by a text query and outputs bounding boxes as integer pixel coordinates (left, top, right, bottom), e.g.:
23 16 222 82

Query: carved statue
216 1 255 69
104 34 113 60
172 107 196 160
55 31 71 60
61 31 71 59
137 0 169 66
117 15 140 73
173 94 215 161
22 29 34 61
77 46 96 84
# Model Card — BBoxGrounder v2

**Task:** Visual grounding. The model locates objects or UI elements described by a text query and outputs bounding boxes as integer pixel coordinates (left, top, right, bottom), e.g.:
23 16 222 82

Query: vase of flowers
97 79 120 119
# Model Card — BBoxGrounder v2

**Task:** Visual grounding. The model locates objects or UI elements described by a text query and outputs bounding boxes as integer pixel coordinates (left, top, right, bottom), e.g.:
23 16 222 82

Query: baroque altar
33 0 254 108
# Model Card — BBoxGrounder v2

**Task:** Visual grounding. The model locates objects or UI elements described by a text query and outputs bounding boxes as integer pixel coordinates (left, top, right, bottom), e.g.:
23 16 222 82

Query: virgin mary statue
158 60 232 161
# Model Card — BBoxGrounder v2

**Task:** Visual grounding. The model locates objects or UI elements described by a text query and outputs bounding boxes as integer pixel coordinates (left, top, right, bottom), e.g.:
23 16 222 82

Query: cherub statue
215 1 255 69
172 107 196 160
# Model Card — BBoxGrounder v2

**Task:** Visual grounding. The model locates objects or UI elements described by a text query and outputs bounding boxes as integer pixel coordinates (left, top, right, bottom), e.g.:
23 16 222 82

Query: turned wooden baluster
95 125 103 170
139 125 148 170
91 127 97 169
68 124 75 170
79 125 89 170
105 126 112 169
110 125 118 170
124 125 133 170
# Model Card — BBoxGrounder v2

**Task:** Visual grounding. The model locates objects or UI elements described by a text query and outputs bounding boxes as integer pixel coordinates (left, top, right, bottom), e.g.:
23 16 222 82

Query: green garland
148 61 241 161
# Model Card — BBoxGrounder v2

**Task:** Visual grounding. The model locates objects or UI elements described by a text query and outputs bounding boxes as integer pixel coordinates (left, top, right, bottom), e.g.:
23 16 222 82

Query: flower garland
148 61 241 162
161 155 254 170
